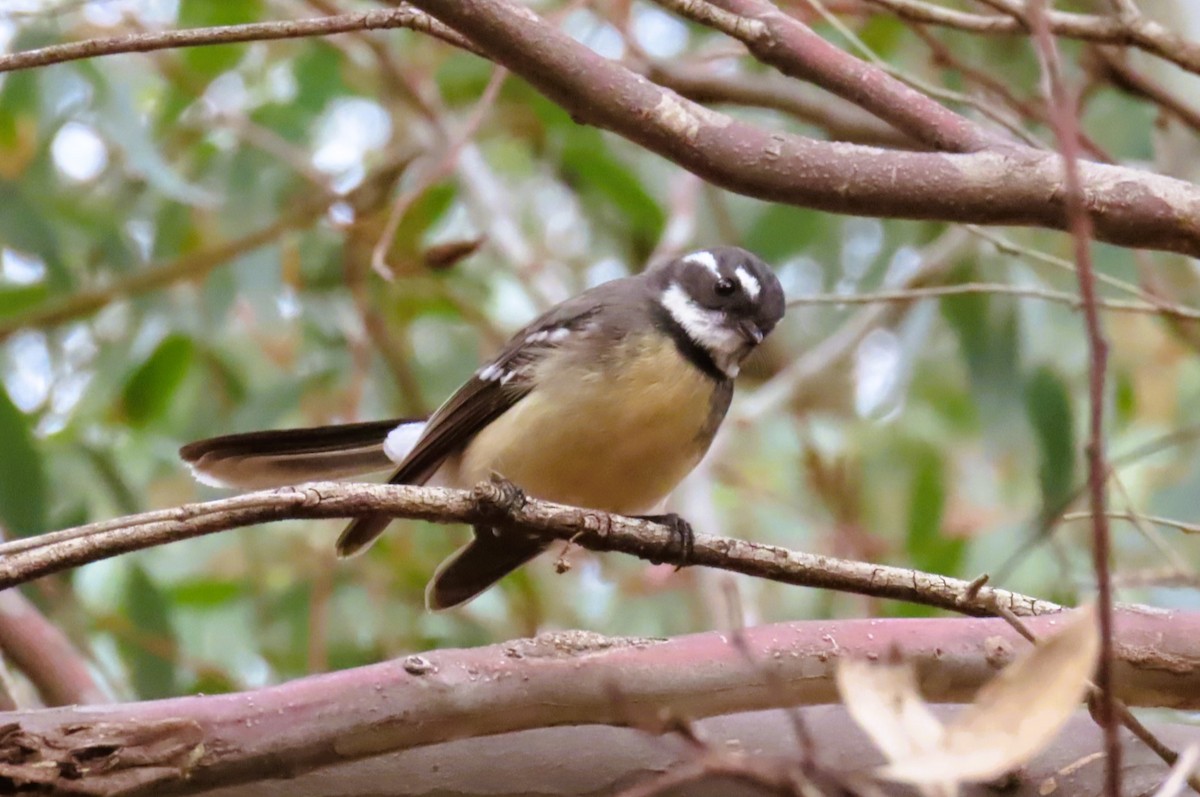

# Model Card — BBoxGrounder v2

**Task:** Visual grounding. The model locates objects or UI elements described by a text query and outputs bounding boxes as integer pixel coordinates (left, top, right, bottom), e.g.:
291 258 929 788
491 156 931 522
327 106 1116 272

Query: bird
180 246 785 609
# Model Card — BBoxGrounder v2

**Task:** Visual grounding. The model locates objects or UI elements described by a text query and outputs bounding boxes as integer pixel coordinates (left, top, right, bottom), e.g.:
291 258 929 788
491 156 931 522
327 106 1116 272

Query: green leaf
0 70 39 181
1025 366 1076 517
0 184 71 291
0 284 49 318
560 131 665 258
292 42 349 116
0 70 38 140
436 55 496 106
187 669 237 696
905 446 965 575
253 43 349 142
1113 367 1136 428
744 205 826 263
118 565 178 699
121 334 196 426
91 76 215 206
850 12 907 59
170 579 246 608
0 385 47 537
152 201 202 261
941 270 1021 427
391 181 457 260
178 0 265 80
78 444 141 516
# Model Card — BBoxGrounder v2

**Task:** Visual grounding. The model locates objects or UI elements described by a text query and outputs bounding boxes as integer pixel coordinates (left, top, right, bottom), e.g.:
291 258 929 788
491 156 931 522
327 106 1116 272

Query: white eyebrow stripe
735 266 761 299
683 250 720 278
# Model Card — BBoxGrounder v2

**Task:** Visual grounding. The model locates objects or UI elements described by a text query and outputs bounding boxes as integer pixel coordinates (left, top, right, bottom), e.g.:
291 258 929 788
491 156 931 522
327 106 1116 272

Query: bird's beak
737 320 765 346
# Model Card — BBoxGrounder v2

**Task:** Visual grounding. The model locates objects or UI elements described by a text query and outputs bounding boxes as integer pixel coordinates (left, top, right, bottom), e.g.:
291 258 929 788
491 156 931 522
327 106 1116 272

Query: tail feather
180 419 421 489
183 418 549 604
425 527 548 610
335 512 396 558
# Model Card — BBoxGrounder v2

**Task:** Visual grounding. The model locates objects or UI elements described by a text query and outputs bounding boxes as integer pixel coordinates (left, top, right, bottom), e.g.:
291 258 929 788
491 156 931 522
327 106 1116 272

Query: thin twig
786 282 1200 321
0 9 475 74
1092 47 1200 136
991 604 1200 795
966 226 1171 304
370 66 508 278
861 0 1200 78
0 158 410 342
1105 475 1195 576
0 480 1062 618
652 0 1003 152
1062 511 1200 536
0 590 109 706
798 0 1040 146
1026 2 1121 794
0 192 332 343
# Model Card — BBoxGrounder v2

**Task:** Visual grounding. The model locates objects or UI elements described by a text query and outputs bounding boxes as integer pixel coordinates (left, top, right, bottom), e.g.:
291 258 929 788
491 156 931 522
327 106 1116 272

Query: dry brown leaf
882 604 1099 785
836 656 946 763
1151 743 1200 797
423 237 485 270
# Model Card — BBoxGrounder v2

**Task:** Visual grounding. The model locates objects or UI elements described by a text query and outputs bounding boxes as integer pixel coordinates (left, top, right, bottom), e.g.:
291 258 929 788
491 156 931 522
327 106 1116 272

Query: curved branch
404 0 1200 258
0 9 474 74
0 157 411 342
862 0 1200 78
0 197 327 344
645 61 922 148
0 480 1060 617
657 0 1004 152
0 590 108 707
2 611 1197 795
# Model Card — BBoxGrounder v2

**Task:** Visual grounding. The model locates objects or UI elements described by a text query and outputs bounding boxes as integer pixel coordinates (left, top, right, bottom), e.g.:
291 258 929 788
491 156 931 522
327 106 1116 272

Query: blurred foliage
0 0 1198 703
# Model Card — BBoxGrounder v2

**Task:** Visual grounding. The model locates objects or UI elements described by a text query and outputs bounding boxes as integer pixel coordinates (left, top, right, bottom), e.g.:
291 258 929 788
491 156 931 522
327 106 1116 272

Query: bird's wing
335 289 613 555
392 295 607 486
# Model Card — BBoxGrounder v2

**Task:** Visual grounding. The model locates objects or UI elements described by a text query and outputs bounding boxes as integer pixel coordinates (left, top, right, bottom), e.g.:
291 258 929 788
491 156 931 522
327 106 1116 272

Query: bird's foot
636 513 695 570
472 473 527 521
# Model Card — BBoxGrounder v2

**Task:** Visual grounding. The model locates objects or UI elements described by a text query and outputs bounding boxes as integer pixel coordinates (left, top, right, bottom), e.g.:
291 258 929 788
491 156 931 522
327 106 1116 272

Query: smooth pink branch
3 610 1198 795
661 0 1005 152
403 0 1200 258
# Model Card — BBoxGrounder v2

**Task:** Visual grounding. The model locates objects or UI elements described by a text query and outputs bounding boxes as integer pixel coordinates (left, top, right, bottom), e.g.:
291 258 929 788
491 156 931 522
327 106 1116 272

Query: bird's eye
715 277 736 296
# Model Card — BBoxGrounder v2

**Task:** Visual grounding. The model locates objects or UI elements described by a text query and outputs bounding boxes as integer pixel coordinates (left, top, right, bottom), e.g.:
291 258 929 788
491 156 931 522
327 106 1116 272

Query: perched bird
181 247 785 609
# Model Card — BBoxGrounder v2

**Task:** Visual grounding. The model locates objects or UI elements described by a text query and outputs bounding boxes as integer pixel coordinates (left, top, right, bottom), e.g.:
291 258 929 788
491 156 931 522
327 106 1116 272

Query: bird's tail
179 418 425 489
425 526 548 610
183 419 544 607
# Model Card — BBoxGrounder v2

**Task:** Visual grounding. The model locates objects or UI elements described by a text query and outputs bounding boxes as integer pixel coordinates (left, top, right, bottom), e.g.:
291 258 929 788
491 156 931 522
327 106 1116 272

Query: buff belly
444 335 726 514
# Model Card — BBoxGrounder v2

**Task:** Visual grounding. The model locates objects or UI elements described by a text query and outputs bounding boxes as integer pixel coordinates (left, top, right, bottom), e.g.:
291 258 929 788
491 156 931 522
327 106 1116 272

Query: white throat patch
660 283 744 378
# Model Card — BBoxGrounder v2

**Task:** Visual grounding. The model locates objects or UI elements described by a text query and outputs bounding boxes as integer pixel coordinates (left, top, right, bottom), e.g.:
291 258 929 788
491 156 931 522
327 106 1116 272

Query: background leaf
1026 366 1077 518
117 564 180 699
177 0 265 80
121 334 196 427
0 385 47 537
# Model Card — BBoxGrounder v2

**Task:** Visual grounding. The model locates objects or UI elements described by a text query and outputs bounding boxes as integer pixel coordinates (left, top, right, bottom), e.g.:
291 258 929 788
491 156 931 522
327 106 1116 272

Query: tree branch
862 0 1200 78
1026 2 1120 793
0 590 108 707
401 0 1200 258
658 0 1005 152
645 60 921 148
0 480 1060 618
0 611 1196 795
0 157 410 342
786 282 1200 321
983 0 1200 77
0 9 474 74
